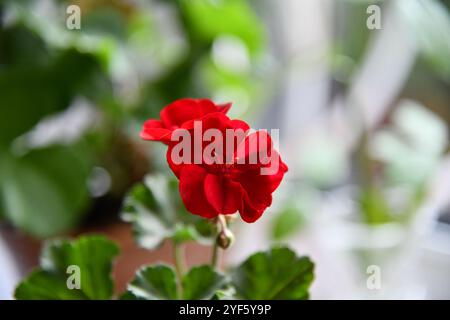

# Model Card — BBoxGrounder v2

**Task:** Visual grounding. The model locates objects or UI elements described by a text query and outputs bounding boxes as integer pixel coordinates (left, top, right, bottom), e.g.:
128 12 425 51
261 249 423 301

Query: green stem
211 215 227 269
211 241 219 268
173 242 185 299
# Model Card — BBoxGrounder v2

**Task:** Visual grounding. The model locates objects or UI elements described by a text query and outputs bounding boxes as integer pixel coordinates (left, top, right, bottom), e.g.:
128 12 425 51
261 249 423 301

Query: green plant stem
211 215 227 269
211 241 219 268
173 242 185 299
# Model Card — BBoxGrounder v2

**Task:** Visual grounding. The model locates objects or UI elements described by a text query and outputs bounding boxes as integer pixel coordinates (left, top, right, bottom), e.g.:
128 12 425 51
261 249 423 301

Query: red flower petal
235 169 273 209
229 119 250 132
141 97 287 223
140 119 172 142
239 192 265 223
198 99 222 114
235 130 273 168
160 99 201 128
233 152 287 221
179 165 218 219
180 111 230 131
204 174 242 215
217 102 232 114
160 98 220 129
166 146 182 178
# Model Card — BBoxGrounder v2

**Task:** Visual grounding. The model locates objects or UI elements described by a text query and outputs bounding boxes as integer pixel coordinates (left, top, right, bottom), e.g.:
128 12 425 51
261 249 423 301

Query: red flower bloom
166 112 288 223
140 98 287 223
140 98 231 143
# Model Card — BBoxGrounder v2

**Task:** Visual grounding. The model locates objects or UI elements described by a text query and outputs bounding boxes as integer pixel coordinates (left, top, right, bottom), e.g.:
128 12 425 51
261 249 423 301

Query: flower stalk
173 242 185 298
211 241 220 269
211 215 234 269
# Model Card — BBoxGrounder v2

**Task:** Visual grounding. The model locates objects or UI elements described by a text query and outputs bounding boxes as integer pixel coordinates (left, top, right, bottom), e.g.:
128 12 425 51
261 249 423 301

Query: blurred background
0 0 449 299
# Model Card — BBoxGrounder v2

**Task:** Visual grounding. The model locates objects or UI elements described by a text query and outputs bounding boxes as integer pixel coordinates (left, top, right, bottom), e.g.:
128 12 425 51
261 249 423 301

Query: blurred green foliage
121 174 215 250
15 235 119 299
358 100 444 225
180 0 264 54
271 206 305 241
15 235 315 300
0 21 109 236
0 0 267 237
0 145 92 236
396 0 450 82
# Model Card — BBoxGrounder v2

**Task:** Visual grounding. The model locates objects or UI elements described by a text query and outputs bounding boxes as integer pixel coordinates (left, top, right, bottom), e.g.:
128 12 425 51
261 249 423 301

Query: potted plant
14 98 315 300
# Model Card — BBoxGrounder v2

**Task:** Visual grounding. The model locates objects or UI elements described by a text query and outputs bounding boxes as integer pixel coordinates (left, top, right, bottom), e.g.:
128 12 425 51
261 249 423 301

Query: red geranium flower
166 112 288 223
140 98 231 143
140 98 287 223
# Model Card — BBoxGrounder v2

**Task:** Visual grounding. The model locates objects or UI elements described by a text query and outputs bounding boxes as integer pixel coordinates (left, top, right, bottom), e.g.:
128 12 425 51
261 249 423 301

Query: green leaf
0 146 91 237
359 187 393 225
396 0 450 80
14 270 88 300
123 265 226 300
172 224 199 244
211 286 237 300
271 207 305 241
231 247 314 300
180 0 264 54
82 7 127 39
0 24 50 67
182 266 227 300
15 235 119 300
121 174 214 249
124 265 178 300
0 47 108 145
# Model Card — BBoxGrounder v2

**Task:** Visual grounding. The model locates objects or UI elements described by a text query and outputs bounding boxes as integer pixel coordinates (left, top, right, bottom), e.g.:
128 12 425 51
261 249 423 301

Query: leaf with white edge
211 286 237 300
123 265 178 300
15 235 119 300
123 265 226 300
231 247 314 300
182 265 227 300
14 270 88 300
121 174 214 250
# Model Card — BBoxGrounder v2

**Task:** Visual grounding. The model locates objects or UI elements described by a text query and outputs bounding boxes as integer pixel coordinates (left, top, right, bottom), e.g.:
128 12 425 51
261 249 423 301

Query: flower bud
216 228 235 249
